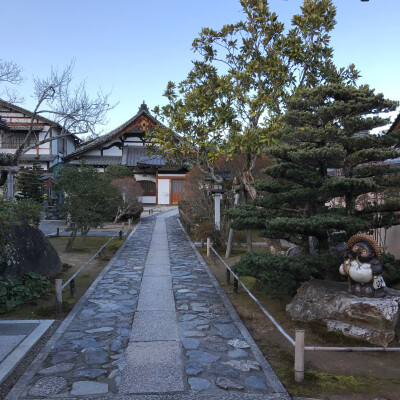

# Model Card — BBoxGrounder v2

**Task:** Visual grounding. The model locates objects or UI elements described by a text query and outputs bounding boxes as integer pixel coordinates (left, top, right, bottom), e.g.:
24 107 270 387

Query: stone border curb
5 223 142 400
176 218 289 397
0 320 54 385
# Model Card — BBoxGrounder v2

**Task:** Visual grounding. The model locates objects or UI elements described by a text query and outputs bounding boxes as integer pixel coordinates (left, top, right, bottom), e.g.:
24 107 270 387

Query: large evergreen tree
16 156 45 203
230 84 399 294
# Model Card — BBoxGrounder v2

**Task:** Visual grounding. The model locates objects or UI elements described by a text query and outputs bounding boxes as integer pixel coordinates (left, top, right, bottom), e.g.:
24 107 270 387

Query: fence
54 226 125 318
206 238 400 383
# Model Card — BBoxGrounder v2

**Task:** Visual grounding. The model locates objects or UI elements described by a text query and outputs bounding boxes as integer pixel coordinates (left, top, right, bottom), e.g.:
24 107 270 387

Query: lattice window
171 180 183 194
140 180 156 195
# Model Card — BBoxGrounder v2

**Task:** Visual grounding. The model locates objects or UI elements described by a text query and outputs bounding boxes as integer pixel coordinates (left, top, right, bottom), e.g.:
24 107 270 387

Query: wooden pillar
294 329 305 382
6 170 14 198
55 279 63 318
207 237 211 257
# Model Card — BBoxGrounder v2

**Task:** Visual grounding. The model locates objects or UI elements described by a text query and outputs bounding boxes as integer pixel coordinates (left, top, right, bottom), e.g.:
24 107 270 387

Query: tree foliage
229 84 399 293
150 0 358 193
104 165 134 181
15 156 45 203
55 164 122 251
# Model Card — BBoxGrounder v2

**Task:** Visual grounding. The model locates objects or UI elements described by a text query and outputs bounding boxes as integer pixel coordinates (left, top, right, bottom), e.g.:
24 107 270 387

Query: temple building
63 102 187 206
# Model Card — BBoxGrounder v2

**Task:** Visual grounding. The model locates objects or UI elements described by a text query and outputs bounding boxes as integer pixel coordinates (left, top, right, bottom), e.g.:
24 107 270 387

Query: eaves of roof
63 102 170 161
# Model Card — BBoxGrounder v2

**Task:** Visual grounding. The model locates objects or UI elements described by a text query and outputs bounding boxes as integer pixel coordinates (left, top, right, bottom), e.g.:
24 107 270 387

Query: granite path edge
176 218 289 397
5 220 147 400
21 393 290 400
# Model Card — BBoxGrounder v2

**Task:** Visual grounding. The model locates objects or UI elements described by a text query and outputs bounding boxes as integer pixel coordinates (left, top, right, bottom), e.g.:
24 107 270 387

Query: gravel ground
0 321 61 400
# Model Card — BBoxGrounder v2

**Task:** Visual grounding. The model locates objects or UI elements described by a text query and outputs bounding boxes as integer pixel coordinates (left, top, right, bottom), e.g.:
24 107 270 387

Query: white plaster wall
134 174 156 183
86 149 102 156
158 179 170 205
381 226 400 258
141 196 156 204
103 147 122 156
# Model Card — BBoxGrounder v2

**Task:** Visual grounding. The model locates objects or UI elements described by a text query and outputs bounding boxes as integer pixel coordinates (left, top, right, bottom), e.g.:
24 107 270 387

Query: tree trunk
225 192 240 258
65 230 77 252
246 229 252 252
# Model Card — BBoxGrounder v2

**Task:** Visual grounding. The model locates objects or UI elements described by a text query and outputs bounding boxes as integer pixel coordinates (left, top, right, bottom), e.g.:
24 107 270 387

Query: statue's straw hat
345 234 381 260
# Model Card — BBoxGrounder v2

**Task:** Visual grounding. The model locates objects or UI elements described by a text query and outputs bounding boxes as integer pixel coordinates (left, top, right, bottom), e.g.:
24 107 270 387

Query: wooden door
170 179 184 205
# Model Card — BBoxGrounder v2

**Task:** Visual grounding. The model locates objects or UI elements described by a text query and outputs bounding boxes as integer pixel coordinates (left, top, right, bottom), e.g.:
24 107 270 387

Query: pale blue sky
2 0 399 135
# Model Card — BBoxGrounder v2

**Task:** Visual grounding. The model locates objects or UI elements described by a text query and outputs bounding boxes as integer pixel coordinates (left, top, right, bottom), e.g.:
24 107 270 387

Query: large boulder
286 279 400 347
2 223 62 279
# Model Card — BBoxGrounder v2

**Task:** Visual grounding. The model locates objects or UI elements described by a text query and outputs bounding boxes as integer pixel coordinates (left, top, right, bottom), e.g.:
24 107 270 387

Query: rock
222 360 261 372
84 348 108 364
85 327 113 333
186 350 220 363
3 223 62 278
228 339 250 349
188 377 211 391
216 377 244 390
208 363 239 379
179 314 197 322
245 375 267 390
286 245 302 258
111 338 122 352
181 338 200 350
29 376 67 397
186 362 203 376
286 279 400 346
39 363 74 374
70 381 108 395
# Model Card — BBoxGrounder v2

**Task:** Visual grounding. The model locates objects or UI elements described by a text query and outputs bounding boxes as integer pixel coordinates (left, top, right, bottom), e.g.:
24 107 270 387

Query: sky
1 0 400 136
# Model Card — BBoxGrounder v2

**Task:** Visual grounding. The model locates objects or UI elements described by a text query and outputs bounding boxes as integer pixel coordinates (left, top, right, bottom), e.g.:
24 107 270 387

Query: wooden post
128 218 132 230
226 268 231 284
233 277 238 293
207 237 211 257
70 278 76 298
119 230 123 240
295 329 305 383
55 279 63 318
56 227 60 237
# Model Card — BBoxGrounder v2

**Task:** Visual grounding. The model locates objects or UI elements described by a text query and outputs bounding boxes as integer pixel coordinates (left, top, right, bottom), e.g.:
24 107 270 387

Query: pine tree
16 156 45 203
229 84 400 294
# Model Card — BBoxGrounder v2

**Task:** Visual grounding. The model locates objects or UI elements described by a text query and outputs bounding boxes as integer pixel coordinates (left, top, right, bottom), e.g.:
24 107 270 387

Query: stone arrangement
7 212 288 400
287 279 400 346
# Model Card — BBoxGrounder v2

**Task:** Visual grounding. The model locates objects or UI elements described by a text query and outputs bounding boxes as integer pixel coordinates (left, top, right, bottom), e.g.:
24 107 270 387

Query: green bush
381 252 400 286
232 252 340 296
0 272 50 313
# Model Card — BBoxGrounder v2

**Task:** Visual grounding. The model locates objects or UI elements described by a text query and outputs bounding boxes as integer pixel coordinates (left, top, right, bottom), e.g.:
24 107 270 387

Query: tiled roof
64 102 165 160
122 147 147 167
68 156 122 166
137 155 166 166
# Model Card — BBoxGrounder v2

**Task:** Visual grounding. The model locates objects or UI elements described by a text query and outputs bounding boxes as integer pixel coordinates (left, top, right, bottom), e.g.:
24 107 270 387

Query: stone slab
0 336 25 363
137 289 175 311
0 320 54 385
140 276 172 291
130 311 179 341
119 341 184 393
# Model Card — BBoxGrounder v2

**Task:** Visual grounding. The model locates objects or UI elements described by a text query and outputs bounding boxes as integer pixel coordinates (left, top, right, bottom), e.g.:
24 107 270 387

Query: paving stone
111 338 122 352
84 348 108 364
228 348 248 358
71 381 109 395
182 330 206 337
216 316 233 324
85 327 113 334
94 312 118 319
185 362 203 376
29 376 67 397
39 363 74 375
131 311 178 341
179 314 197 322
177 304 189 311
186 350 220 363
228 339 251 349
73 368 107 378
216 377 244 390
203 342 229 352
188 377 211 391
50 351 77 364
196 324 210 331
208 363 240 379
222 359 261 372
213 323 241 339
181 338 200 350
245 375 267 391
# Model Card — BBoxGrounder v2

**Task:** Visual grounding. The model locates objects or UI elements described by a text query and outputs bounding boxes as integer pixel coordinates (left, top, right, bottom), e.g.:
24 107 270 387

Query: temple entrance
170 179 184 205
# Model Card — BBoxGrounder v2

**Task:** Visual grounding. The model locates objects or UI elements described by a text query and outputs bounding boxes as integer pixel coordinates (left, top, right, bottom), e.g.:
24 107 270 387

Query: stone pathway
6 211 290 400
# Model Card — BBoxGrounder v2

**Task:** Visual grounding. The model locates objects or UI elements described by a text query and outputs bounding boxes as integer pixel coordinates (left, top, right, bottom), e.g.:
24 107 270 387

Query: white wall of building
158 179 170 205
134 174 156 182
103 146 122 156
141 196 156 204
